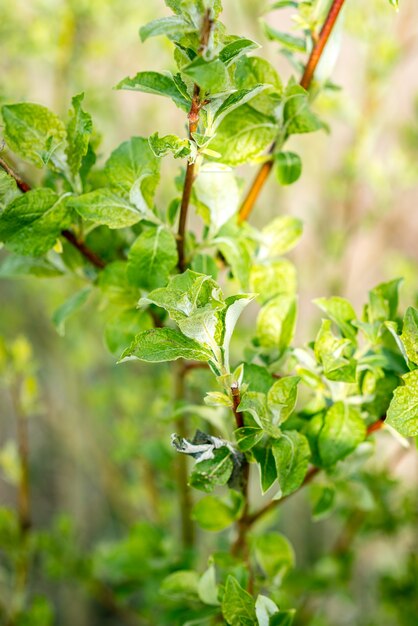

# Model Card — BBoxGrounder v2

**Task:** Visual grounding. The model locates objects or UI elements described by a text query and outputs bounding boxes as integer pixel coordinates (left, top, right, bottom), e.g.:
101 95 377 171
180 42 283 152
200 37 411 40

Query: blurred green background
0 1 417 625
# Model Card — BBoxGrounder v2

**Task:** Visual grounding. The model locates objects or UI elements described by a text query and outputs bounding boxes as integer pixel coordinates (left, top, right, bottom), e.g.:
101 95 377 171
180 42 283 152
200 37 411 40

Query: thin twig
238 0 347 223
177 9 214 271
0 157 107 269
0 156 31 192
61 229 106 269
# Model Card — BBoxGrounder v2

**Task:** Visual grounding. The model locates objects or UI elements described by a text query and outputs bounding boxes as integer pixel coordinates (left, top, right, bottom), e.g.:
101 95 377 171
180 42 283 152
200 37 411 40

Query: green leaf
235 427 263 452
182 57 229 94
52 288 91 336
192 493 242 531
116 71 189 110
271 1 298 8
160 570 199 601
318 402 366 467
253 445 277 493
237 391 273 432
198 565 219 606
274 152 302 185
139 15 194 42
0 189 70 256
194 164 240 233
0 255 63 278
220 294 255 370
0 170 20 209
314 296 357 341
148 132 193 159
222 576 256 626
250 260 297 304
256 295 297 352
283 85 324 135
309 484 336 521
216 234 253 289
255 595 280 626
68 189 143 229
127 226 178 290
269 611 296 626
105 136 160 214
120 328 213 363
190 446 234 493
1 103 67 170
367 278 402 323
261 216 303 257
267 376 300 425
208 104 277 166
219 38 260 66
388 0 399 9
272 431 310 498
314 320 356 382
386 370 418 437
66 93 92 179
104 309 153 356
213 86 269 126
191 253 219 279
401 307 418 365
262 22 306 53
253 533 295 581
235 56 282 116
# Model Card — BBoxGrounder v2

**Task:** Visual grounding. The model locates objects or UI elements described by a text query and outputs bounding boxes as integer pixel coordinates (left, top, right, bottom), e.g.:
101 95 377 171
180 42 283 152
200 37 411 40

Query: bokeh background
0 1 417 625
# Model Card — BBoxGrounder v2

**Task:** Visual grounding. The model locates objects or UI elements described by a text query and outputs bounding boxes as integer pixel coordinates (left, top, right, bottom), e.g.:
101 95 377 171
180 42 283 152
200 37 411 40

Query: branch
245 415 386 526
61 229 106 269
177 9 214 272
238 0 347 223
0 157 107 269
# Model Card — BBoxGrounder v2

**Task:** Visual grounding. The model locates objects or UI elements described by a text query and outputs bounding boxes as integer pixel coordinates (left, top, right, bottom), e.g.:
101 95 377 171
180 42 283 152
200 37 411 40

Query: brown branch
177 9 213 272
0 157 107 269
244 415 386 527
238 0 347 223
61 229 106 269
0 156 31 192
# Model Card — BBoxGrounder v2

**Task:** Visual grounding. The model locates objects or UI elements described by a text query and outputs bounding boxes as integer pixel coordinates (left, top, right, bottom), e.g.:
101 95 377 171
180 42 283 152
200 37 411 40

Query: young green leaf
318 402 366 467
283 85 324 135
253 533 295 581
190 447 235 493
250 260 297 304
66 93 92 179
120 328 213 363
314 296 357 341
0 170 20 209
219 38 260 66
253 445 277 493
1 103 67 170
148 132 193 159
213 85 269 126
256 295 297 352
261 22 306 53
267 376 300 424
272 431 310 498
105 136 160 213
139 15 194 42
222 576 256 626
192 493 242 531
260 216 303 257
208 104 278 166
194 163 240 233
0 189 70 256
400 307 418 365
386 370 418 437
274 152 302 185
182 57 229 94
127 226 178 291
104 309 153 356
68 189 143 229
255 595 280 626
235 427 263 452
116 71 190 110
52 288 91 336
